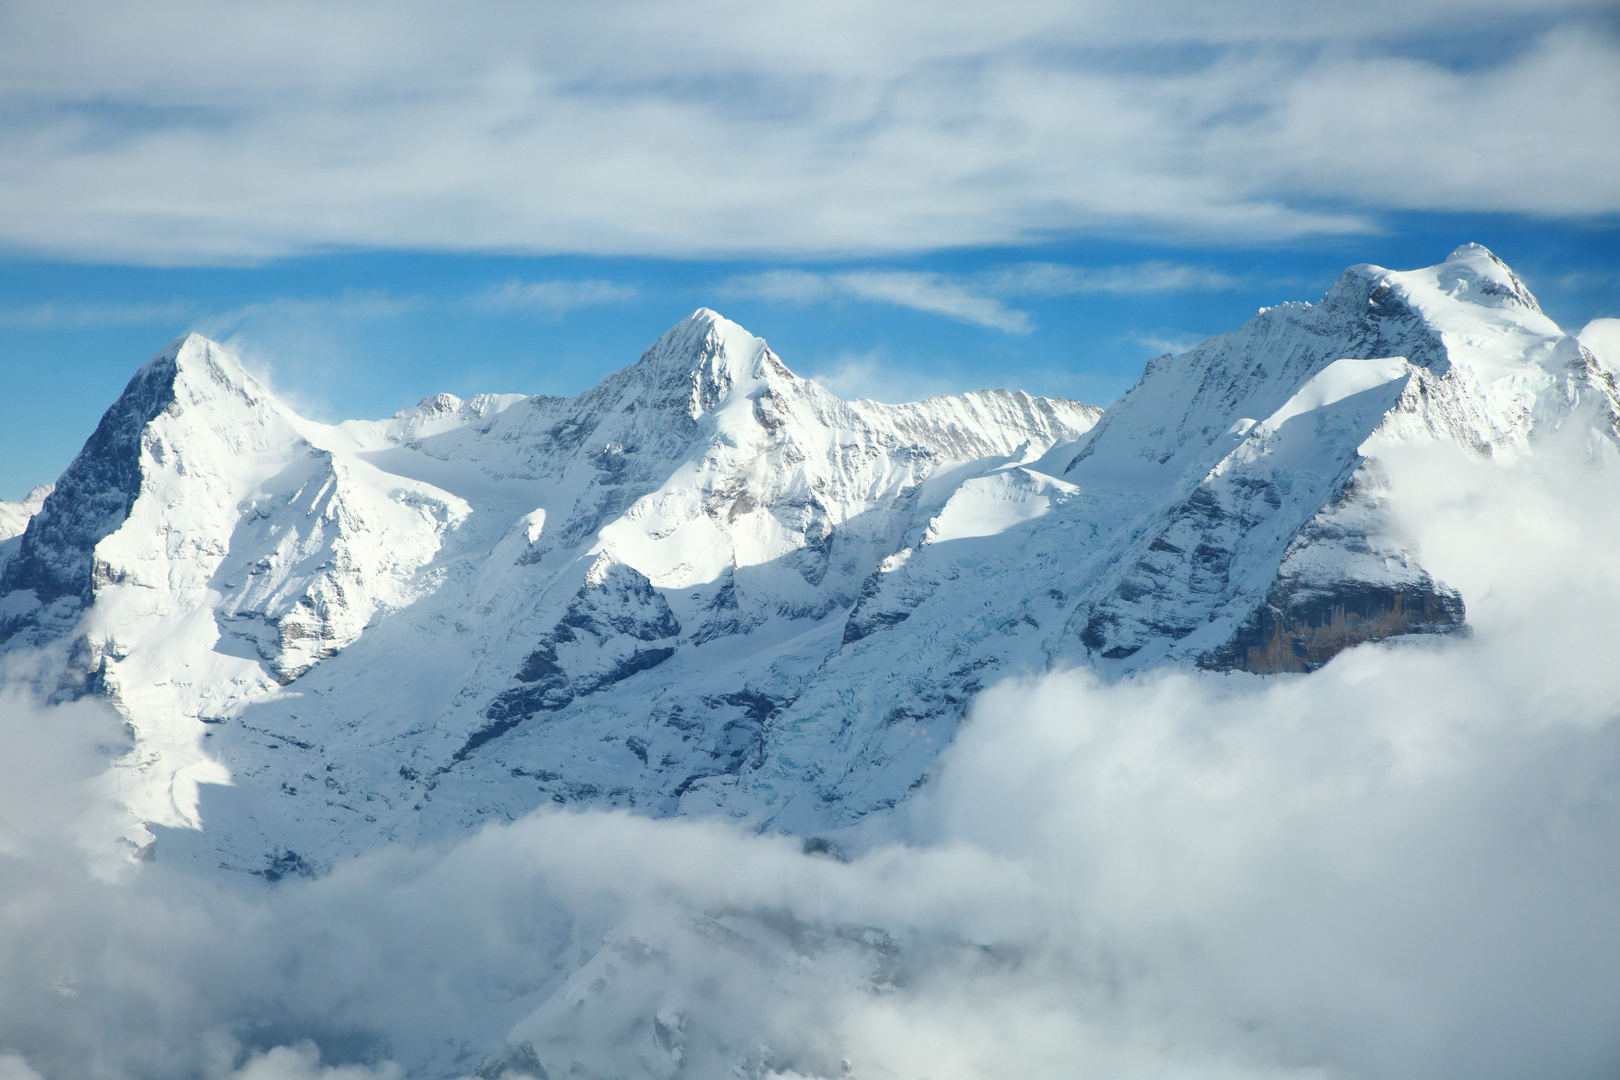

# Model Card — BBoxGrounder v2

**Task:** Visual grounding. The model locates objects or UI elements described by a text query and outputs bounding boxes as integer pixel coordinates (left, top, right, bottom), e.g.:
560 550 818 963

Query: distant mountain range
3 244 1615 878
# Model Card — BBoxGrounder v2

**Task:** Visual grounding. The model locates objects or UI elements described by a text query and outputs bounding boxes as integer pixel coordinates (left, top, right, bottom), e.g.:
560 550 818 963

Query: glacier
0 243 1615 881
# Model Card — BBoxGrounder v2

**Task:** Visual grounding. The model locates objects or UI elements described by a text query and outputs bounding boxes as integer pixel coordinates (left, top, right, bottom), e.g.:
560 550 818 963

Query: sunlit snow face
2 430 1620 1080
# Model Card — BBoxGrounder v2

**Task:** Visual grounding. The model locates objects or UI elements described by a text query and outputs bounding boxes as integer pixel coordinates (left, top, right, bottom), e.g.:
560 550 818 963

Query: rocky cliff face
0 355 180 652
0 246 1609 873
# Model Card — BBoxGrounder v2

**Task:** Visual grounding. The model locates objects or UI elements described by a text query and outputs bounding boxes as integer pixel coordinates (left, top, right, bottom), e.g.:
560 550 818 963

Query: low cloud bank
2 434 1618 1079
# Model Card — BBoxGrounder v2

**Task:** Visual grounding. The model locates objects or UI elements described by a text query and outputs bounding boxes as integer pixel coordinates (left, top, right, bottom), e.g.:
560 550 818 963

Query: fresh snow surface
0 483 52 578
0 249 1615 877
1581 317 1620 376
0 483 51 542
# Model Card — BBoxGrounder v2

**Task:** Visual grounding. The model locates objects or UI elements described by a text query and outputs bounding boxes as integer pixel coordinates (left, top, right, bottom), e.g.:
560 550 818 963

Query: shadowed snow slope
1 248 1615 876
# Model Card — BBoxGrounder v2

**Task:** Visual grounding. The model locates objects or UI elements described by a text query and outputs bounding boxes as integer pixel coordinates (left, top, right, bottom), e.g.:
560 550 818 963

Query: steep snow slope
0 337 478 829
0 483 51 542
0 483 52 580
0 313 1098 869
828 243 1616 681
2 247 1611 874
659 245 1619 834
185 314 1100 870
1582 318 1620 374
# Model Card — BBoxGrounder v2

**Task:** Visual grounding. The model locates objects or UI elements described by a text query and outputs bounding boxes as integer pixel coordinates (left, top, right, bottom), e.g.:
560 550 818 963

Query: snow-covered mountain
1 244 1613 876
0 483 51 544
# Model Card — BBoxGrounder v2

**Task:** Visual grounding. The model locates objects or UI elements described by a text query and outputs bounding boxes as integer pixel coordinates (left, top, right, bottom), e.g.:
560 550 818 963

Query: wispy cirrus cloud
985 261 1244 297
178 281 635 416
0 279 637 339
801 350 968 403
472 279 638 318
841 271 1033 333
0 299 194 328
1134 330 1216 356
194 291 431 338
723 260 1245 333
722 269 1031 332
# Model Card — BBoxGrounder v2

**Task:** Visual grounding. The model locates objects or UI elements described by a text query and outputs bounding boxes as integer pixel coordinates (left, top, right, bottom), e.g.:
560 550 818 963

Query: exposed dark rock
0 354 180 645
690 566 764 645
842 562 928 644
475 1041 549 1080
801 836 848 861
706 690 779 770
258 848 318 883
1209 578 1466 674
579 647 675 692
514 642 565 683
457 563 683 761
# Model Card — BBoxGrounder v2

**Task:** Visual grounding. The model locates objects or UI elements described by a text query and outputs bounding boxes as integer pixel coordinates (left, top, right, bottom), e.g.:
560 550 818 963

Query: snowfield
0 245 1618 1080
1 244 1615 875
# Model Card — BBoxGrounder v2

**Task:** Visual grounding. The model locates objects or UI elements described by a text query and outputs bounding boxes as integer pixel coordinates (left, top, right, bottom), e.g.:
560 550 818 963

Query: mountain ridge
0 246 1611 876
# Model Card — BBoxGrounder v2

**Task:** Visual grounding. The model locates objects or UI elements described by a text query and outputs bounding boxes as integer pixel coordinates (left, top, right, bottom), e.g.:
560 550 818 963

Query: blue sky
1 0 1616 498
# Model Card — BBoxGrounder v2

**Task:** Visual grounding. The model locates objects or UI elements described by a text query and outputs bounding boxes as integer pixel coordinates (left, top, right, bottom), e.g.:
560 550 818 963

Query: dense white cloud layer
0 1 1614 262
1 418 1619 1078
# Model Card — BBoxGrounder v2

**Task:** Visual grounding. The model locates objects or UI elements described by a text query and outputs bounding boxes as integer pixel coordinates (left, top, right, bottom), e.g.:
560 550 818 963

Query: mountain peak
0 334 296 639
641 308 767 370
1334 244 1544 321
1446 241 1499 263
148 333 268 401
143 330 214 371
1436 243 1543 314
619 308 793 422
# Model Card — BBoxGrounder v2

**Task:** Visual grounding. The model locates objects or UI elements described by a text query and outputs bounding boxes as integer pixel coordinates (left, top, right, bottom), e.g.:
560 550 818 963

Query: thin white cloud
182 291 433 423
0 278 637 336
723 269 1033 332
722 260 1244 333
0 299 194 328
987 261 1245 296
195 292 430 338
0 3 1612 262
836 271 1033 333
474 278 638 318
721 269 835 305
1549 269 1620 292
803 350 966 403
1134 330 1214 356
